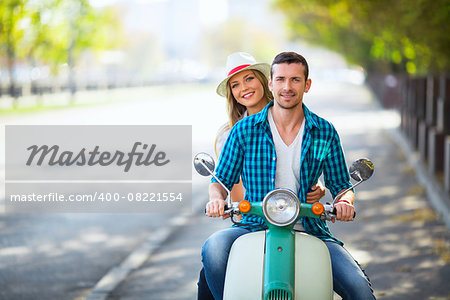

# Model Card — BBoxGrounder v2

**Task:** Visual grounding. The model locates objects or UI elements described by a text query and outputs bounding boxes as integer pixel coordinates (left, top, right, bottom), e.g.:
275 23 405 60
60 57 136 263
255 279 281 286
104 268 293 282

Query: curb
86 188 207 300
86 226 175 300
387 128 450 229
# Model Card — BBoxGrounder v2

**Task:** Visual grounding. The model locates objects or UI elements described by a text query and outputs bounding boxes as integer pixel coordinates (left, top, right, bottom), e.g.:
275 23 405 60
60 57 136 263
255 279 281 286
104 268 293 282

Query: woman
214 52 275 208
198 52 325 299
213 52 324 207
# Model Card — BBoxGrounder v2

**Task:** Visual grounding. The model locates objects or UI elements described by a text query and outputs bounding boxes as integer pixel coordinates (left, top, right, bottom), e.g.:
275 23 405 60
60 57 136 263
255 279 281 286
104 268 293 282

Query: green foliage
274 0 450 75
0 0 123 75
0 0 27 66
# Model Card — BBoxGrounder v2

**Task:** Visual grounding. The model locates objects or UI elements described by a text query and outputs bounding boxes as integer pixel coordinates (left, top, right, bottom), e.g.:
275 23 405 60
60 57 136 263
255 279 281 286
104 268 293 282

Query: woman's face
229 69 267 114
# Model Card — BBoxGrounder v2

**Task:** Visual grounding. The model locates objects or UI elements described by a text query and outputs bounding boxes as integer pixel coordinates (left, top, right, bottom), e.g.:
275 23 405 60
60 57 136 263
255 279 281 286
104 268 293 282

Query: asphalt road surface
1 81 449 300
0 84 222 299
110 81 450 300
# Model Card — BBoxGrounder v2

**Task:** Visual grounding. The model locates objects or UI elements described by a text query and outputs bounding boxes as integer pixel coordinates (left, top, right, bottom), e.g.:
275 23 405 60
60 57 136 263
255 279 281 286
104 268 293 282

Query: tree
0 0 123 102
0 0 27 99
57 0 123 98
274 0 450 75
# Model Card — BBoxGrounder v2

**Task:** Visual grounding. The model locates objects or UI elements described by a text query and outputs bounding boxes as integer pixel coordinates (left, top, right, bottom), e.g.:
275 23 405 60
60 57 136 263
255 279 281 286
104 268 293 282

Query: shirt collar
254 101 321 130
303 103 321 130
255 101 273 125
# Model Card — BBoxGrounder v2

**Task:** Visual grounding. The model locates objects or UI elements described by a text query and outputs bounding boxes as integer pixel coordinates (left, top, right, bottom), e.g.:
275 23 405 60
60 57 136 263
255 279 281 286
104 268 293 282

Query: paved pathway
107 81 450 299
1 81 448 299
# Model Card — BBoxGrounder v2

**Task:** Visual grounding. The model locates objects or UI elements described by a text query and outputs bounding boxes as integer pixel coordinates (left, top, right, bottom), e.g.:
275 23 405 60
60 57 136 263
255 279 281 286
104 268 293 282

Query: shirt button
272 179 274 182
272 157 276 160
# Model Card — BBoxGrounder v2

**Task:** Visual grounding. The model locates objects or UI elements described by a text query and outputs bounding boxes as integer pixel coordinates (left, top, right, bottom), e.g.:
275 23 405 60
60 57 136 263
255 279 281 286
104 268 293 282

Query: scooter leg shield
223 231 333 300
294 232 333 300
223 231 265 300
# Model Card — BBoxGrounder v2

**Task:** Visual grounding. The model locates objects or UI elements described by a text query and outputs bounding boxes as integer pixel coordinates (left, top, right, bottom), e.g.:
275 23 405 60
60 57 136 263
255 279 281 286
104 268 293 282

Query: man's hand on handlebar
207 182 230 219
205 199 243 221
334 200 355 222
205 199 227 218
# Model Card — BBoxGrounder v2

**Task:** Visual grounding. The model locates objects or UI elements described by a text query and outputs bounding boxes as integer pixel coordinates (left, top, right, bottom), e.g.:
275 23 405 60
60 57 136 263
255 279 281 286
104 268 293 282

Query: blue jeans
326 241 375 300
197 227 375 300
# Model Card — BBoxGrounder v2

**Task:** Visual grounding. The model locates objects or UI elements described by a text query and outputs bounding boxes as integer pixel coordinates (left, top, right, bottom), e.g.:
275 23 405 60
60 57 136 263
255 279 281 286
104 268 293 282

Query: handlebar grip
205 204 229 214
331 207 356 219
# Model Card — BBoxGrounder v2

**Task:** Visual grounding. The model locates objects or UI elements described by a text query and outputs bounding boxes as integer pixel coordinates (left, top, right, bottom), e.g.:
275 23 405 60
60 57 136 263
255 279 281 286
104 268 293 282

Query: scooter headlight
262 189 300 226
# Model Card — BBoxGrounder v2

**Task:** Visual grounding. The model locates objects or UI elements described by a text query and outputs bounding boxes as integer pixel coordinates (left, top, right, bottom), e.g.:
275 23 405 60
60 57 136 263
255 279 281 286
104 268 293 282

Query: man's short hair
271 52 309 80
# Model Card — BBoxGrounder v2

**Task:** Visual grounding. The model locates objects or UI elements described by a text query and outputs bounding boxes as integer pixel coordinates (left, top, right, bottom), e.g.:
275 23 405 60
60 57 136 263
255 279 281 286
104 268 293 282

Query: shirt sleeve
216 129 230 158
323 127 352 199
211 125 244 191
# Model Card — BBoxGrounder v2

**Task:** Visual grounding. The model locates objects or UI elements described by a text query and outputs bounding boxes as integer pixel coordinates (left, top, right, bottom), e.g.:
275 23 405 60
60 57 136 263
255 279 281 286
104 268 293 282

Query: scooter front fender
223 231 333 300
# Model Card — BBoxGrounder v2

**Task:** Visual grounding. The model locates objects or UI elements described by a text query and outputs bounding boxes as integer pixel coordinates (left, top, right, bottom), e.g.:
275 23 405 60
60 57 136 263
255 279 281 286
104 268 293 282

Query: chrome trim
262 188 300 226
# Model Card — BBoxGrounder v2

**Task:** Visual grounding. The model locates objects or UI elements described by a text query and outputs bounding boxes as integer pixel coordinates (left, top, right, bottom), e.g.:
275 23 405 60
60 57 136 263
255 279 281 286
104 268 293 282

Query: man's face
269 63 311 110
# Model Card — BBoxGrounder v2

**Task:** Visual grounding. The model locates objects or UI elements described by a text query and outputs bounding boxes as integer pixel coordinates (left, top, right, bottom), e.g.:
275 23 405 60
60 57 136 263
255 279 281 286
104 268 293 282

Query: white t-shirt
268 108 305 195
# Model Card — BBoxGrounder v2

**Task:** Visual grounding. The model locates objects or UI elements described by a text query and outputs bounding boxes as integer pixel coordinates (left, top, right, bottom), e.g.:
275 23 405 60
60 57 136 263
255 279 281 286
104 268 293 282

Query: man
199 52 375 300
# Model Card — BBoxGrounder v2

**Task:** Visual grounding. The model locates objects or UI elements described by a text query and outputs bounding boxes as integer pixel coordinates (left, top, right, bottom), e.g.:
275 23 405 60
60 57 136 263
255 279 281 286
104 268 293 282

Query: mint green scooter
194 153 374 300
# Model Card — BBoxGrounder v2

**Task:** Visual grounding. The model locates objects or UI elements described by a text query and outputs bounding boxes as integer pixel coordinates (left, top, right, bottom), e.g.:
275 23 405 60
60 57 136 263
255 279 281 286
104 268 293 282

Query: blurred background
2 0 447 104
0 0 449 299
2 0 448 208
1 0 449 89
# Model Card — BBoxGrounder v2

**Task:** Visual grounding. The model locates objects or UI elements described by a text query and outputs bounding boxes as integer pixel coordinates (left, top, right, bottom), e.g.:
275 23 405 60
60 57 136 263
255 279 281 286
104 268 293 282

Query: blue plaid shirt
213 101 352 245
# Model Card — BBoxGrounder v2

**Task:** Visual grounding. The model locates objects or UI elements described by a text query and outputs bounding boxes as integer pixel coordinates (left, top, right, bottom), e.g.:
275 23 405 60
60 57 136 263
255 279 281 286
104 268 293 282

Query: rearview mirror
349 158 374 182
193 152 216 176
332 158 374 205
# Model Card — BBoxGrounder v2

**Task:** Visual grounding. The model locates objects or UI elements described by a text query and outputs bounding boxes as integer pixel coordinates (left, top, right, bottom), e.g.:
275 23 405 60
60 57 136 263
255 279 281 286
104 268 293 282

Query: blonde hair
214 70 273 157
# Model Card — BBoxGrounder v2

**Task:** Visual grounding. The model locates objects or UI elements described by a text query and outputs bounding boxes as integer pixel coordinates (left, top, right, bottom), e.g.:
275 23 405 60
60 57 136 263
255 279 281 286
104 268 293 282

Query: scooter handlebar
204 204 236 215
331 207 356 219
323 203 356 221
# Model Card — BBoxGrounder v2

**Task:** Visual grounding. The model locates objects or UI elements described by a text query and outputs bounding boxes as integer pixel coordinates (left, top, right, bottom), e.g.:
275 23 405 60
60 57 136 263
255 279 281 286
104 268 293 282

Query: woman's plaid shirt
213 101 352 245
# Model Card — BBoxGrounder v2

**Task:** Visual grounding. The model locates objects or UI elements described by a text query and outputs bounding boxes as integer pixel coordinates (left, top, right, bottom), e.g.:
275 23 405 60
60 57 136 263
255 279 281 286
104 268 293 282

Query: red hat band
228 64 251 76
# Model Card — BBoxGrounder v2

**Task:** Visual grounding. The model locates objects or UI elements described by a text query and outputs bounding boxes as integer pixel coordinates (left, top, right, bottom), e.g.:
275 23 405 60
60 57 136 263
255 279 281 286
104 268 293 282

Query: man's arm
323 126 355 222
333 189 355 222
206 180 244 220
206 123 244 219
205 182 228 218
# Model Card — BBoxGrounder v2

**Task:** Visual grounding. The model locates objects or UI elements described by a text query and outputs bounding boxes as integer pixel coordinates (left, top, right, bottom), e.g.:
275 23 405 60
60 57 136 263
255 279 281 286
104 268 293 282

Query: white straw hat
216 52 271 97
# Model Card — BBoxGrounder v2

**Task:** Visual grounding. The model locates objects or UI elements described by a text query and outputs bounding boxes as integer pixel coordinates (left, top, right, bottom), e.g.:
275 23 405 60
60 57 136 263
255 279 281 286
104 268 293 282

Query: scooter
194 153 374 300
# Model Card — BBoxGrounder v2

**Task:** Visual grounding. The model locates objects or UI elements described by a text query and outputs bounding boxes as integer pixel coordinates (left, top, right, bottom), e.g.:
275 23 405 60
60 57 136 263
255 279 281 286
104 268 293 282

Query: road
1 80 449 300
0 84 221 299
110 81 449 300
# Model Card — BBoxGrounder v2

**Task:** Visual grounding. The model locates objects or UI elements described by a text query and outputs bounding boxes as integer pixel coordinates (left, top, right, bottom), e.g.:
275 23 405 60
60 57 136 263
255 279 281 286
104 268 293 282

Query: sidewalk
99 81 449 299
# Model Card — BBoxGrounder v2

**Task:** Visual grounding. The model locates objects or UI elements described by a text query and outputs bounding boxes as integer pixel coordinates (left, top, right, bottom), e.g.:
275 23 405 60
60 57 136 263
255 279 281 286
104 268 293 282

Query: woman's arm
305 180 326 204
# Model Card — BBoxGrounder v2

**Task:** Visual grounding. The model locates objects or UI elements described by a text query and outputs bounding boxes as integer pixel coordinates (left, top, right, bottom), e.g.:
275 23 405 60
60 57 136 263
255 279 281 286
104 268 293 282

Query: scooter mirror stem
331 171 363 207
197 159 232 207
